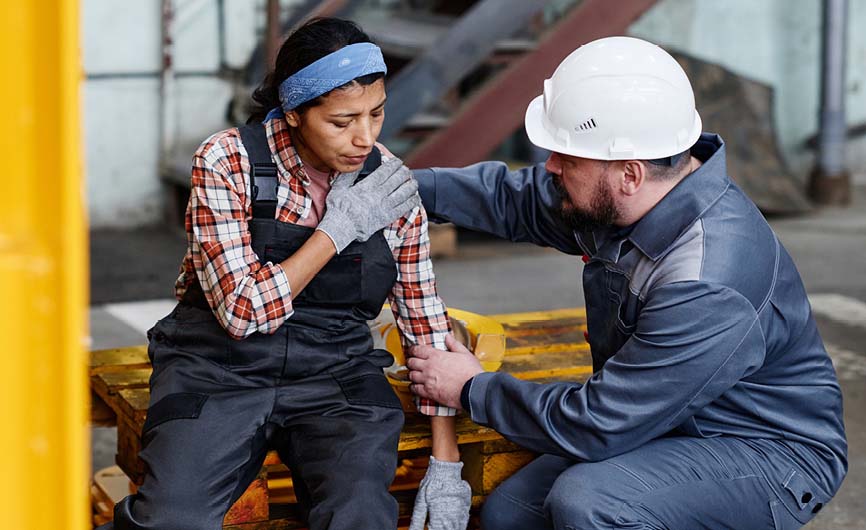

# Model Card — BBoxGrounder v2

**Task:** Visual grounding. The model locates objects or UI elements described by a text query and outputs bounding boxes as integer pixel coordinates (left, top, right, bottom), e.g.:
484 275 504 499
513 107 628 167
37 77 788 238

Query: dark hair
248 18 384 123
644 149 691 181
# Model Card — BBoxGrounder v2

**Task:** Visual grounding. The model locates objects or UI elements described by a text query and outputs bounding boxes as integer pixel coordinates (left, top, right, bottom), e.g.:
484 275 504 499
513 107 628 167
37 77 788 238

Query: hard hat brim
524 95 560 154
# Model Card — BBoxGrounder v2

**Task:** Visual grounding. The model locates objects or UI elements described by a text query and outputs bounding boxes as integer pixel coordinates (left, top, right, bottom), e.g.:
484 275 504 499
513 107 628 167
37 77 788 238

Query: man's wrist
460 376 474 412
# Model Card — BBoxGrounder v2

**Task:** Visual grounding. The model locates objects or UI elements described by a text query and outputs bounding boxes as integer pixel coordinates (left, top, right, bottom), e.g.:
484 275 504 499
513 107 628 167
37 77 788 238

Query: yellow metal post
0 1 89 529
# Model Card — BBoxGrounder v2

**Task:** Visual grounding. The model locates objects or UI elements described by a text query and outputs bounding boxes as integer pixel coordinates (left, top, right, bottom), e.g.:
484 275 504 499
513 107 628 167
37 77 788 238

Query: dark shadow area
90 227 187 304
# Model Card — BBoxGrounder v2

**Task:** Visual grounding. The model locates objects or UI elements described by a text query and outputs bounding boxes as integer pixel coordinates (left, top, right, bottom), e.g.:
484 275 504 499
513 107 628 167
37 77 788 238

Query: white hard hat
524 36 702 161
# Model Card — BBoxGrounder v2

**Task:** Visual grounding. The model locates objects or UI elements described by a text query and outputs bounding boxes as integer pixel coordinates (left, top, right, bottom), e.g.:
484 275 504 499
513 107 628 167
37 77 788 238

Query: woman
105 17 469 530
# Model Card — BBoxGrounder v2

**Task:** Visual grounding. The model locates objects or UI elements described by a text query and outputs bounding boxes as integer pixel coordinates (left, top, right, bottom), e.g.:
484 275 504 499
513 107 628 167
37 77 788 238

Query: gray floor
90 185 866 529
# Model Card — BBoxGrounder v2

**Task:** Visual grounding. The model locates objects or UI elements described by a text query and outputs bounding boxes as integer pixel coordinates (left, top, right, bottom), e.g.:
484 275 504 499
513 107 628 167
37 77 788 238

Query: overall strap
238 123 279 220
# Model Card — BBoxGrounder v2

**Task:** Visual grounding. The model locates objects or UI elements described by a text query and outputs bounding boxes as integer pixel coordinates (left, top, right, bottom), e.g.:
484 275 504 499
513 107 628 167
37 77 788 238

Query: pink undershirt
296 164 332 228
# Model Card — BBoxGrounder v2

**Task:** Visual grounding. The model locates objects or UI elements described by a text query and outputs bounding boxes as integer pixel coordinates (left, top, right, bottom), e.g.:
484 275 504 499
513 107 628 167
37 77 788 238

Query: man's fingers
408 367 426 383
445 333 472 355
409 383 432 399
409 345 434 360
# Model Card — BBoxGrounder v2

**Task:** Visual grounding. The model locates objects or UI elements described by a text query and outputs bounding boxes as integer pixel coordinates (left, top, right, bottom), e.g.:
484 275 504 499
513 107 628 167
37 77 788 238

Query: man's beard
552 176 620 232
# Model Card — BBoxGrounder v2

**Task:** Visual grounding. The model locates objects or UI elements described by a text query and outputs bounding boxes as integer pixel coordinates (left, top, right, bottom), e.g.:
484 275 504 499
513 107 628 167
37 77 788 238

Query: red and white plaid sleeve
385 201 456 417
186 131 294 339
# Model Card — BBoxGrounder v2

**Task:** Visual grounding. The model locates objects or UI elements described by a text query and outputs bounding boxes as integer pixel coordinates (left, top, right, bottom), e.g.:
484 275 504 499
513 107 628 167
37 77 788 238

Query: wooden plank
92 368 152 407
91 391 117 427
490 307 586 324
90 345 150 372
224 469 269 525
496 308 588 357
503 349 593 381
115 417 146 484
480 450 536 494
395 413 501 452
117 388 150 427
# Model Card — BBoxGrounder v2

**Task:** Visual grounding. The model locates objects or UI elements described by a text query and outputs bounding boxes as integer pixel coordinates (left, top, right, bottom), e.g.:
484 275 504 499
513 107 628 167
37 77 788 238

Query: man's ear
621 160 646 196
285 111 300 128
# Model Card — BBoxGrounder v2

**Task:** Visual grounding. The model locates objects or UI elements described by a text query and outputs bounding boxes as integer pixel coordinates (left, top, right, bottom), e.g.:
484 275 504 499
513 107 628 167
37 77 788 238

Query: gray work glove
409 456 472 530
316 157 420 253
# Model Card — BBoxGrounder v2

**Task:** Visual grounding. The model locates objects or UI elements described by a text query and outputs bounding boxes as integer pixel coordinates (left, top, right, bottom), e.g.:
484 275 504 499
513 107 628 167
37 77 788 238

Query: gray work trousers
480 436 828 529
105 337 404 530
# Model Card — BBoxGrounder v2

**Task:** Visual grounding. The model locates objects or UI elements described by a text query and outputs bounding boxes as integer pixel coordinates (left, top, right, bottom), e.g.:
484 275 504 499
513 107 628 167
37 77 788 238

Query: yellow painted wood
488 307 587 324
91 345 150 372
0 2 88 529
511 365 594 381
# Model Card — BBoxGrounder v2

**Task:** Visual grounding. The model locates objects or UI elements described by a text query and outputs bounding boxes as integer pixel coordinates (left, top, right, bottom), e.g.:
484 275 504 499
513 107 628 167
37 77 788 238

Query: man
407 36 847 529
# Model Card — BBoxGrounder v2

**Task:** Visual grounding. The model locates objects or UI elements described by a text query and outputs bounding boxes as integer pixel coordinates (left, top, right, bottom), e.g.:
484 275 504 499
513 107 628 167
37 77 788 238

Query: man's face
545 151 621 231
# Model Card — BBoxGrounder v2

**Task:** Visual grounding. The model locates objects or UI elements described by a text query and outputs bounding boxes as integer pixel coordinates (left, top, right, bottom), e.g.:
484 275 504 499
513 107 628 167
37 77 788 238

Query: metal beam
379 0 550 142
406 0 658 169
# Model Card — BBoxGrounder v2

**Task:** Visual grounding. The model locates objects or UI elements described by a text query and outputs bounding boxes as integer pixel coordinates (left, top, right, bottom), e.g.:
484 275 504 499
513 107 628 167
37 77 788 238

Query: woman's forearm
430 416 460 462
278 230 337 298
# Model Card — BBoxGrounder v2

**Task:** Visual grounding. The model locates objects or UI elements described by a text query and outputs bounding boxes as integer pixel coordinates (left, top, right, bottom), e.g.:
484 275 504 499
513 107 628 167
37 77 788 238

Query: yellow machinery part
374 306 506 411
0 2 89 529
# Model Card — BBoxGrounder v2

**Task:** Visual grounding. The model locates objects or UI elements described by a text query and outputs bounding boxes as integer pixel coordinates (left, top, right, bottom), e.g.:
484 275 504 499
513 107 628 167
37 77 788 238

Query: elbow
213 299 255 340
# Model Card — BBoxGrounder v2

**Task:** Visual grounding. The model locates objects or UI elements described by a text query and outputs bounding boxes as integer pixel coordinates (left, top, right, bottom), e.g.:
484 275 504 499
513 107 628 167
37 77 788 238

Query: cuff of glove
316 210 353 254
426 456 464 481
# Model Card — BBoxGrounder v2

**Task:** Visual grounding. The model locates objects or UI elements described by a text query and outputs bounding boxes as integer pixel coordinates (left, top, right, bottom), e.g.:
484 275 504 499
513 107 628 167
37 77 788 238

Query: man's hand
408 334 484 410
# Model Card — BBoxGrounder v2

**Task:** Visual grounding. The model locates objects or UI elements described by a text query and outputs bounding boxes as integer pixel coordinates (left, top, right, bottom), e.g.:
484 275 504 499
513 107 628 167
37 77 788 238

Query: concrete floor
89 185 866 529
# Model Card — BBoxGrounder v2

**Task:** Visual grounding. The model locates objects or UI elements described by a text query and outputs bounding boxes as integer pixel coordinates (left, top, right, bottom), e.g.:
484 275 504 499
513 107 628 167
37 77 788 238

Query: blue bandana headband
264 42 387 121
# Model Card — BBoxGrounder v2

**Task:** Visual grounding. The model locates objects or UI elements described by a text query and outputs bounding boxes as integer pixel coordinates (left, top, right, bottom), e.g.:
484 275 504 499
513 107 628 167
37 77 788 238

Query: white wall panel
173 0 220 72
84 79 163 228
83 0 161 74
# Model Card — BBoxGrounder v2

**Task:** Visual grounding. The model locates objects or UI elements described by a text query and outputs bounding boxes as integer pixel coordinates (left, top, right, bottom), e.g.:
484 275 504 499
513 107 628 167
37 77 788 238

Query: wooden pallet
90 307 590 528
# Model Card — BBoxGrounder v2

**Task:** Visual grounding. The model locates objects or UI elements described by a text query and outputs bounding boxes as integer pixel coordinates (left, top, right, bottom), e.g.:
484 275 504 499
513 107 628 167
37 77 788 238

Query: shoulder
194 127 243 165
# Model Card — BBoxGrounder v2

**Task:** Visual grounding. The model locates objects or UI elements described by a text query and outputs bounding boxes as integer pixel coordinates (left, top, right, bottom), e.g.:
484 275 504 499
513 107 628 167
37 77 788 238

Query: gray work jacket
415 133 847 497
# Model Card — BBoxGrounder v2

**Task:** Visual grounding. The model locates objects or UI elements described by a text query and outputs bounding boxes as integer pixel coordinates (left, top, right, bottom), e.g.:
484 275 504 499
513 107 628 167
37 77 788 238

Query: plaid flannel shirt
174 117 454 416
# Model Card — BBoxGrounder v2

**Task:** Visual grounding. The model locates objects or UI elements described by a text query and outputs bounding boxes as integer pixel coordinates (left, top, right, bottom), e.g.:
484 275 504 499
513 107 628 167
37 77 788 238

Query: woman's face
286 78 386 174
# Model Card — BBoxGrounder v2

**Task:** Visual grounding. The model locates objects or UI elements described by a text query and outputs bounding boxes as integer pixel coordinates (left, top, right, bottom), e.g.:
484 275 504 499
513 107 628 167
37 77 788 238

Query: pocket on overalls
331 363 403 410
141 392 209 446
299 252 364 305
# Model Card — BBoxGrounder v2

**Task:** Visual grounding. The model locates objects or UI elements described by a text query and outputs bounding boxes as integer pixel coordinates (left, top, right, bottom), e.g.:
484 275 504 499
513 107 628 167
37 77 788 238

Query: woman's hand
409 456 471 530
316 157 419 253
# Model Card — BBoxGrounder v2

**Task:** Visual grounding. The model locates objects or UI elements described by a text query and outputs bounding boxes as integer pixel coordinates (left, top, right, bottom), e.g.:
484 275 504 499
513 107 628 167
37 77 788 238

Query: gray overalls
415 134 846 529
108 124 405 530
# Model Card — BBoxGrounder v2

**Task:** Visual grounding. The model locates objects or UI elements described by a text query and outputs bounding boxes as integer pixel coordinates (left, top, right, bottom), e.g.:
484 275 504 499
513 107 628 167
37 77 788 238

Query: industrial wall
82 0 261 227
82 0 866 228
630 0 866 182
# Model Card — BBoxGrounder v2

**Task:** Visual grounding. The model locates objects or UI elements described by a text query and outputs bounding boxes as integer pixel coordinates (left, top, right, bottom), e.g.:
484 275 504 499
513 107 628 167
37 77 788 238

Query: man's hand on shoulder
408 334 484 410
